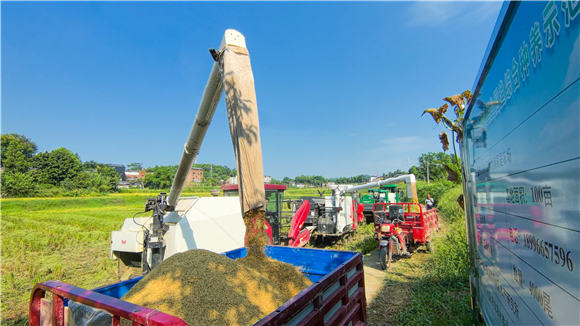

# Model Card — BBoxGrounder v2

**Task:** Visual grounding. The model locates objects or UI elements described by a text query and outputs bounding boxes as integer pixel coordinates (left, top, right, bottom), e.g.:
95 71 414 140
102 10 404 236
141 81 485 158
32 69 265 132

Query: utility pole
426 161 430 185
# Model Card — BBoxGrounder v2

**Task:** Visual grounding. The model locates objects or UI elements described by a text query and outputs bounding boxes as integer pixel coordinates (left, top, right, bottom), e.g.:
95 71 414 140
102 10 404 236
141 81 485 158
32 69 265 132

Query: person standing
425 194 435 210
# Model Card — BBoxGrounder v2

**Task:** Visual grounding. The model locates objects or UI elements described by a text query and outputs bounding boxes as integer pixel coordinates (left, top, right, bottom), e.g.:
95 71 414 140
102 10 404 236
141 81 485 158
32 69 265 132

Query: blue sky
2 1 503 180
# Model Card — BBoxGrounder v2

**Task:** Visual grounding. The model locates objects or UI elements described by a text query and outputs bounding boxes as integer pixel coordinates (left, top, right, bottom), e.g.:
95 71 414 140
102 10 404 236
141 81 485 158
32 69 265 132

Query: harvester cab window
265 190 277 213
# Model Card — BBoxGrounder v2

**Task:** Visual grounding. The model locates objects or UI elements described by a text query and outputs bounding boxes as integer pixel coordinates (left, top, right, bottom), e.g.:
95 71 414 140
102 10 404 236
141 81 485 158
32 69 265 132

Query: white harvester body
324 194 354 235
111 197 245 264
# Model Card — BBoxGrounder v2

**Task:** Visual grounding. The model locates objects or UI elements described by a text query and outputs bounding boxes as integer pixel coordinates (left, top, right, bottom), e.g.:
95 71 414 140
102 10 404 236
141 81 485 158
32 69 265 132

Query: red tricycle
372 203 439 270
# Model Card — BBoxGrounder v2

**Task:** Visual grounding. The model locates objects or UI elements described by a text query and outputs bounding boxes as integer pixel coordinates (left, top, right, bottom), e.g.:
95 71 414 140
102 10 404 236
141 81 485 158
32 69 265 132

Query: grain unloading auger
110 30 311 279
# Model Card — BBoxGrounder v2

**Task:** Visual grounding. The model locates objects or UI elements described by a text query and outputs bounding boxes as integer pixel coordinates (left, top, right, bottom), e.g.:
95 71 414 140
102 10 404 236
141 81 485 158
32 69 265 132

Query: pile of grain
122 249 311 326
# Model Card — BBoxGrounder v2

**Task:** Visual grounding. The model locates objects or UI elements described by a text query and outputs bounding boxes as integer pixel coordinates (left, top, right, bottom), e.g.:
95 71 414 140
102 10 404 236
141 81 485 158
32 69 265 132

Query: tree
1 171 36 197
127 162 143 171
144 165 177 189
281 177 294 185
96 164 120 191
202 176 220 187
32 148 83 186
410 152 461 183
82 160 99 171
409 166 422 179
1 133 38 173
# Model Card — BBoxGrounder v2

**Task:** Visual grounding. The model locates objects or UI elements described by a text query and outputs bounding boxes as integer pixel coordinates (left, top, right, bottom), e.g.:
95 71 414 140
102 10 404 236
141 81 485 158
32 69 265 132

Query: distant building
370 176 379 182
125 171 140 181
296 184 305 188
107 164 126 181
264 176 272 184
227 176 238 185
186 167 204 183
125 170 147 181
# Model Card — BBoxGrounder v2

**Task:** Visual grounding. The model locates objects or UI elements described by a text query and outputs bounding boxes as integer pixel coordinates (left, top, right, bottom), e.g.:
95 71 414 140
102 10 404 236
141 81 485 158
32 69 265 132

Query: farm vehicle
372 202 438 270
359 184 402 223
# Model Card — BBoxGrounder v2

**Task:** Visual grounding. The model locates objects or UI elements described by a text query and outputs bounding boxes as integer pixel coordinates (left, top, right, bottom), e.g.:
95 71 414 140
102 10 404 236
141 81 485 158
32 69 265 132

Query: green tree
281 177 294 185
82 160 99 171
96 164 120 191
127 162 143 171
1 171 36 197
32 148 83 186
144 165 177 189
1 133 38 173
409 166 422 180
202 176 220 187
412 152 461 183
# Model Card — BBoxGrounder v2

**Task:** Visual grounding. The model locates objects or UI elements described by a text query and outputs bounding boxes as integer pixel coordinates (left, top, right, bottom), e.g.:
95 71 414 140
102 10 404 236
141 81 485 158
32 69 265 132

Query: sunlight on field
0 187 327 323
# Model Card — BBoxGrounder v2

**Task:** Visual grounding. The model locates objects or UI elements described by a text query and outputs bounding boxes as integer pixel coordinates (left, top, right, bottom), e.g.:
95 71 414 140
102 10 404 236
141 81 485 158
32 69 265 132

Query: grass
327 222 378 255
0 187 328 324
392 186 472 325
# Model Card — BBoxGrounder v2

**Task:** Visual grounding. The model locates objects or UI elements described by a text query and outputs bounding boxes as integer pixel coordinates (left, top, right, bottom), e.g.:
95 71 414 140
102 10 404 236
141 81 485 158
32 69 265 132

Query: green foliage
143 165 177 189
281 177 294 185
394 186 471 325
0 134 121 197
82 160 99 171
192 163 236 181
409 151 461 183
331 174 368 184
201 176 220 187
1 133 38 173
32 148 83 186
126 162 143 171
1 172 36 197
415 180 455 207
295 175 328 186
382 169 407 179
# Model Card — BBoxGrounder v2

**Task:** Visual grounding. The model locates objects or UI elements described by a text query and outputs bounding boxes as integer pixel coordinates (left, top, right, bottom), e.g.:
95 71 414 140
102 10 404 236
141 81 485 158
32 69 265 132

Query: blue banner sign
462 1 579 325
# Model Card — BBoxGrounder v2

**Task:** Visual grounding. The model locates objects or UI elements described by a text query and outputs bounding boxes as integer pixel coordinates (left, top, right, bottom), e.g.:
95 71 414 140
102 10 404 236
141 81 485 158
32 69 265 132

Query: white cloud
406 1 502 28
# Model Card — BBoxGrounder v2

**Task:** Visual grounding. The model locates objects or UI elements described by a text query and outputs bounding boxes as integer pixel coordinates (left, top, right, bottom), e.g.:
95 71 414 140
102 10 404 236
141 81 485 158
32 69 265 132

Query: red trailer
372 203 438 270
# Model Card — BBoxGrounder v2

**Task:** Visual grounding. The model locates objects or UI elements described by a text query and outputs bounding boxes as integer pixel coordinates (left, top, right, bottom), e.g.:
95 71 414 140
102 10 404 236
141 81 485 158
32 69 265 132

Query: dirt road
363 248 431 325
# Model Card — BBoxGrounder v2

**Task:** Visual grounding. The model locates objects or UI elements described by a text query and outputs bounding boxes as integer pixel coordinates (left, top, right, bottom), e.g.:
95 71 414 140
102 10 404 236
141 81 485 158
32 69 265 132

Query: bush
415 180 455 207
1 172 36 197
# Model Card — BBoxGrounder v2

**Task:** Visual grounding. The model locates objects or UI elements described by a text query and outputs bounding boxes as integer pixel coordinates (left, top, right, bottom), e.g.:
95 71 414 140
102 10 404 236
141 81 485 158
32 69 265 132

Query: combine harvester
30 29 368 326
